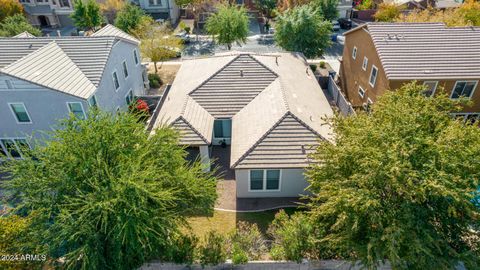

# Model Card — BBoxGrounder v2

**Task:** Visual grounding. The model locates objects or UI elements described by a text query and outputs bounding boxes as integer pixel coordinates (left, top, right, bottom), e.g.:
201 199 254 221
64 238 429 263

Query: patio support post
199 145 211 172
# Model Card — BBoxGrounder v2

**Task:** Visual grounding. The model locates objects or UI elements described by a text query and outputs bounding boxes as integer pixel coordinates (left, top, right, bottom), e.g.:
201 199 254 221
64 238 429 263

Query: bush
148 73 162 88
184 26 191 34
228 221 267 261
319 61 326 69
356 0 373 10
267 210 315 262
309 64 317 72
231 244 248 265
161 234 198 265
198 231 227 267
374 3 402 22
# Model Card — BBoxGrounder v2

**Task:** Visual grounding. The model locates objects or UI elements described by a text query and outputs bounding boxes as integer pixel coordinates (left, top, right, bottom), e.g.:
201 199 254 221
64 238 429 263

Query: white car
332 21 340 31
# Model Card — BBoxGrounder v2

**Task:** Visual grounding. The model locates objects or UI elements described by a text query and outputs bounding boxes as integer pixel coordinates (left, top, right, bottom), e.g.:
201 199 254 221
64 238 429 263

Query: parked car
332 20 340 31
338 18 353 29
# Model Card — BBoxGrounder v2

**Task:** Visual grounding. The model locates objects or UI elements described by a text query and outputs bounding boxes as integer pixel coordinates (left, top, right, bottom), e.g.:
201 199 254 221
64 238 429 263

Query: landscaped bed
185 208 299 240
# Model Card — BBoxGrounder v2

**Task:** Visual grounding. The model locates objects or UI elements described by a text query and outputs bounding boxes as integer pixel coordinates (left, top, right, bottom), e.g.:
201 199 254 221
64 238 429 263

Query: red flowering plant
129 99 150 118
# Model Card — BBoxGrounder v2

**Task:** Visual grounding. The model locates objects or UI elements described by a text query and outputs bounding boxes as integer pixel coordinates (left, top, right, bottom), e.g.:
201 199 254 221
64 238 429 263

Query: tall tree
140 22 183 73
205 4 249 50
306 82 480 269
256 0 276 19
314 0 339 21
374 3 402 22
274 5 331 58
114 4 151 34
0 0 23 22
2 111 217 270
70 0 103 31
0 14 42 36
100 0 126 23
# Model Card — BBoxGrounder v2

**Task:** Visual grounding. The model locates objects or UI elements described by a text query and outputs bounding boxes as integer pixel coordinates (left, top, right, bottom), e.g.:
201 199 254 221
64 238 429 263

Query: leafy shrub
374 3 402 22
129 99 150 117
184 26 191 34
231 244 248 265
198 231 227 267
228 221 267 261
319 61 326 69
161 234 198 265
356 0 373 10
148 73 162 88
309 64 317 72
267 210 314 262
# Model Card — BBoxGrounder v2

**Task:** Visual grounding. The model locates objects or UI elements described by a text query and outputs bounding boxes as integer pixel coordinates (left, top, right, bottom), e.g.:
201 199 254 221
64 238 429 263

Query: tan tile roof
189 54 278 118
91 24 140 44
352 23 480 80
154 52 334 169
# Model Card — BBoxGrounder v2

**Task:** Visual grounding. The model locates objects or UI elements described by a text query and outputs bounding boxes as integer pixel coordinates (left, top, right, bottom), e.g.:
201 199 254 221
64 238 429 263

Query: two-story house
131 0 180 24
339 23 480 123
0 24 148 159
19 0 75 28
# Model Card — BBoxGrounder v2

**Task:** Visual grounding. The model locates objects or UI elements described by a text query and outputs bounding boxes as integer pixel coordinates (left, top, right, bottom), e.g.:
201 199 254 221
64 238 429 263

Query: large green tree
274 5 331 58
205 4 249 50
114 4 151 34
71 0 103 31
314 0 339 21
2 111 217 270
0 14 41 37
306 82 480 269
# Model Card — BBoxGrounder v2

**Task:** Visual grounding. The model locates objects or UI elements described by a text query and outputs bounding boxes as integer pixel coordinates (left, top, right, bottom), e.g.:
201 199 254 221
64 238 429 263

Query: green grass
185 208 299 240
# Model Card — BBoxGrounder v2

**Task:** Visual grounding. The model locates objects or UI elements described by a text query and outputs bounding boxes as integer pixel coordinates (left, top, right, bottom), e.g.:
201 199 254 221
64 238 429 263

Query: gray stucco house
19 0 75 28
154 52 334 198
0 24 148 159
131 0 180 24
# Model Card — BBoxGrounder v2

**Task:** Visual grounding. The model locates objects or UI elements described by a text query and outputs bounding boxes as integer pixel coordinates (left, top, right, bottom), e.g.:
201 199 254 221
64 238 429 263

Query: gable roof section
91 24 140 45
0 36 115 87
2 42 96 99
365 23 480 80
172 117 210 145
189 54 278 118
233 112 320 169
13 32 36 38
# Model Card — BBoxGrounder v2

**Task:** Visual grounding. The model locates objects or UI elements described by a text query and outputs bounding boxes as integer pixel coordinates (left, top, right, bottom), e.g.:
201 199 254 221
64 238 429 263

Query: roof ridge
278 77 290 111
187 54 242 96
231 111 291 169
177 116 210 144
287 111 325 140
248 54 279 77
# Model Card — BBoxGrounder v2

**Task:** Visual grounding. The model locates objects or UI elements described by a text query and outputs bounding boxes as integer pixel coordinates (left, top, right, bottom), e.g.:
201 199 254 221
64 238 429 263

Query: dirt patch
146 62 181 96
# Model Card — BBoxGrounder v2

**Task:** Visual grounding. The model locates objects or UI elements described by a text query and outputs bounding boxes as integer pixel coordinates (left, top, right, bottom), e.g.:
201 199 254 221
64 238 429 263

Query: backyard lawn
185 208 299 240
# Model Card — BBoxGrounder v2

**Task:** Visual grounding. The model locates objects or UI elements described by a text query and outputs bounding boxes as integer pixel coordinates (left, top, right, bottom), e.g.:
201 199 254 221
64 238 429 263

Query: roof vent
275 56 279 65
301 145 306 154
240 70 244 77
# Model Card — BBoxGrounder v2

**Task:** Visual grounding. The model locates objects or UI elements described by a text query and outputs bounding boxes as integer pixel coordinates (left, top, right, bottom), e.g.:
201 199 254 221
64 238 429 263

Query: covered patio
211 146 303 212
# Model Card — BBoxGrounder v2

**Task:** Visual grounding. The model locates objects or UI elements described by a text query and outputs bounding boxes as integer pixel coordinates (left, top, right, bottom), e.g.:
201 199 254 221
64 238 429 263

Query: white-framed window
369 65 378 87
112 71 120 91
5 79 13 89
125 89 134 105
9 103 31 124
88 95 97 107
362 57 368 71
213 119 232 139
122 60 129 78
133 49 139 65
67 102 86 119
451 81 477 99
358 86 365 98
352 46 357 59
421 81 438 97
249 169 281 191
0 138 30 160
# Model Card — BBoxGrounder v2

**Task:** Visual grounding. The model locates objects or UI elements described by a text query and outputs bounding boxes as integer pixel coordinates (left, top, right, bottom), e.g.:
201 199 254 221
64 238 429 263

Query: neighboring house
154 52 334 198
339 22 480 123
19 0 75 28
131 0 180 24
0 24 148 159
